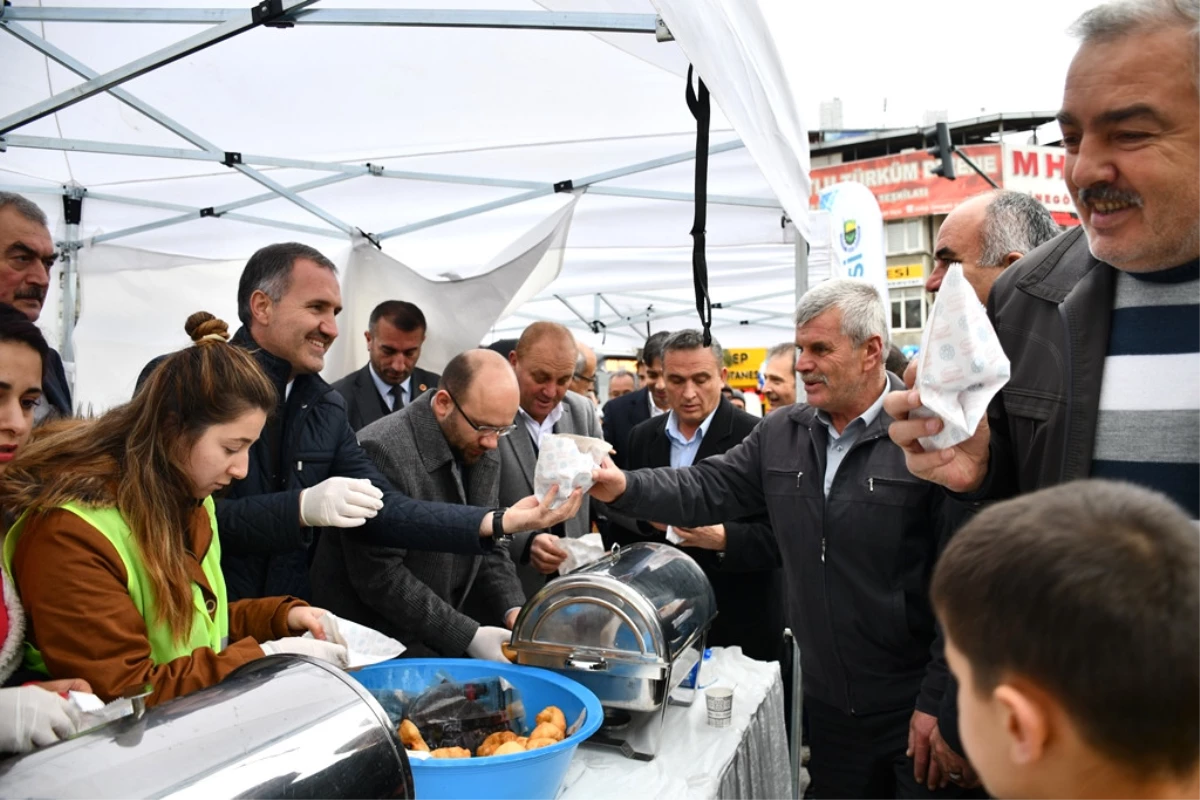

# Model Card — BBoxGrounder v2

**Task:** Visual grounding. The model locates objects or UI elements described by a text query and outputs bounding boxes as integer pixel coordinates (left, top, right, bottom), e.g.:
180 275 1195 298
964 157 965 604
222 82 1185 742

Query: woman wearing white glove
0 685 81 754
0 313 347 709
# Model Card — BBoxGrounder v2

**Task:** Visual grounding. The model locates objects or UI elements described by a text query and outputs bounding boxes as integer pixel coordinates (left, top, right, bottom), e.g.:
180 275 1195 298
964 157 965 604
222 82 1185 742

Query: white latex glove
466 626 512 663
299 477 384 528
0 685 81 754
261 637 350 668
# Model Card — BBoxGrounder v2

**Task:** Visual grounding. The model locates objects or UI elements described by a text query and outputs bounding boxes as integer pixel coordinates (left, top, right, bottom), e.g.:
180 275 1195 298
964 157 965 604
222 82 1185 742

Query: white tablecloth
558 647 791 800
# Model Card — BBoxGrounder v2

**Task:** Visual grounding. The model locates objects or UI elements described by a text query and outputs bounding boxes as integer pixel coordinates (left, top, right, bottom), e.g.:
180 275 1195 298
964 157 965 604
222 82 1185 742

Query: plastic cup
706 687 734 727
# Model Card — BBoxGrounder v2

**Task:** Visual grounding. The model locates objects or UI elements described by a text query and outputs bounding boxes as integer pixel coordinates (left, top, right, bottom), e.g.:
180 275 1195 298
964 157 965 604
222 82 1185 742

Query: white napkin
912 263 1010 450
304 611 406 668
558 532 607 574
534 433 613 509
664 526 684 545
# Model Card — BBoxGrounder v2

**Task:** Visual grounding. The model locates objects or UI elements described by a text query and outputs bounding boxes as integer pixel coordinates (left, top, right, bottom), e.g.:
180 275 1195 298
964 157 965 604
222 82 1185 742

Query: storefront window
889 286 928 331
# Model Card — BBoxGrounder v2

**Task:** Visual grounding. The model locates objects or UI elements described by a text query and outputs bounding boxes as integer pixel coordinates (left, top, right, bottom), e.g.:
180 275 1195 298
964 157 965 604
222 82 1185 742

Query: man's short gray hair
979 191 1061 267
767 342 795 362
1071 0 1199 90
662 329 723 368
794 279 890 350
0 192 49 229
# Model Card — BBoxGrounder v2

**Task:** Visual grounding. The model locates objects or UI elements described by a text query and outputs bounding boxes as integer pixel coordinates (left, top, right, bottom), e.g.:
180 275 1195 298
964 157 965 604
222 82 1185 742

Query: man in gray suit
332 300 441 431
501 322 603 597
311 349 525 662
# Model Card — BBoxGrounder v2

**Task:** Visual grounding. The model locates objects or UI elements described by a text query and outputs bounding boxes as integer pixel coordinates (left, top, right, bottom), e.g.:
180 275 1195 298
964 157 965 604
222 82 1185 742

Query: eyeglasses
448 392 517 437
573 372 597 386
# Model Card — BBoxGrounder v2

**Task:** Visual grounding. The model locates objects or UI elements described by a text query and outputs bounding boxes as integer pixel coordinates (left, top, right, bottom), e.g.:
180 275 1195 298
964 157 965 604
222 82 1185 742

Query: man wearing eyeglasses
501 322 604 597
310 349 527 662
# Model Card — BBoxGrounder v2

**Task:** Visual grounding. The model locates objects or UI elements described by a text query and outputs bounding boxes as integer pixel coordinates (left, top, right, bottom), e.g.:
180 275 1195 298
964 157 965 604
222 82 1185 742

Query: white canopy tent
0 0 813 411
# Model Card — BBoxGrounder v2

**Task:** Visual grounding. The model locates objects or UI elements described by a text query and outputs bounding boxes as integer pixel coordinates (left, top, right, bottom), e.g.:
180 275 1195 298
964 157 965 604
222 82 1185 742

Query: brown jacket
11 503 305 707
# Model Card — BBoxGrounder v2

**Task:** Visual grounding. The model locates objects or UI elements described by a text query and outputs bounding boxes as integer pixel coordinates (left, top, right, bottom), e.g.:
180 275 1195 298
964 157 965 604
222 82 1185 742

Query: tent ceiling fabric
0 0 812 411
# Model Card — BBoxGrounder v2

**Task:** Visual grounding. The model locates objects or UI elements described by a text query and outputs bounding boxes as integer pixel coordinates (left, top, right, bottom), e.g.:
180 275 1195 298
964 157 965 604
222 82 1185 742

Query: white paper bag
305 611 406 668
558 532 607 574
534 433 613 509
912 263 1010 450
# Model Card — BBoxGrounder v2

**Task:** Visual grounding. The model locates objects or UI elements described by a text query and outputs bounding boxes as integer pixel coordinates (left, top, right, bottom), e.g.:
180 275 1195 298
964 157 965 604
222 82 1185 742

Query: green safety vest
3 497 229 675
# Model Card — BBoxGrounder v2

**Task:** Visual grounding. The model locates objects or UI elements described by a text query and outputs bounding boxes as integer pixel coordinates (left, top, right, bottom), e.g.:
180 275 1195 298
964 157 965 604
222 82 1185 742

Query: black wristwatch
491 508 511 542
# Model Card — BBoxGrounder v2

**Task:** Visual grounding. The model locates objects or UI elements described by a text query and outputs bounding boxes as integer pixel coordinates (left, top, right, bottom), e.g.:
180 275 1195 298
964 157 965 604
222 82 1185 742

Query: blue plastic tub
351 659 602 800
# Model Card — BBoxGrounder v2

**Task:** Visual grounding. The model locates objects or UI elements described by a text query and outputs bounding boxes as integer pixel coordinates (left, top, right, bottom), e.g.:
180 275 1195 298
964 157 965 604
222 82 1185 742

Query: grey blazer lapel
510 419 537 491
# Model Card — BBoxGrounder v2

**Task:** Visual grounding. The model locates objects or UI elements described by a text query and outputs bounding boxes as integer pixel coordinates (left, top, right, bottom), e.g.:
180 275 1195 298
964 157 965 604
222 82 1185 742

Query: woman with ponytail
1 312 347 708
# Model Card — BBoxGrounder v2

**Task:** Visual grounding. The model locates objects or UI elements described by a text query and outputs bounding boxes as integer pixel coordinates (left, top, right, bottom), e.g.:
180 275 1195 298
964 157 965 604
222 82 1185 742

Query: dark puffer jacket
141 327 490 601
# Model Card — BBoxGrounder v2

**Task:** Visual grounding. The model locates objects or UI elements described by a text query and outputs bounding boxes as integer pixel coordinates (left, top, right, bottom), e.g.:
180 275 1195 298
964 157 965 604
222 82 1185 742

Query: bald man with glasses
310 349 528 662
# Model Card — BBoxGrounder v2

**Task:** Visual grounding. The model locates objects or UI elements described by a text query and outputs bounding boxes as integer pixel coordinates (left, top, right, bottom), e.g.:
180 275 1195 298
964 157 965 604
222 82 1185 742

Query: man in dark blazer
0 192 71 418
311 349 524 662
333 300 440 431
604 329 783 662
498 322 604 598
601 330 671 469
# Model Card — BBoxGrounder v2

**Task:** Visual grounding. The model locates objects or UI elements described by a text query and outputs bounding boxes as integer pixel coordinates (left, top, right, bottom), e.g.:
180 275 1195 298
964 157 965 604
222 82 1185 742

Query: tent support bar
553 294 597 330
230 164 353 234
2 21 355 234
598 294 653 338
574 139 744 187
91 207 350 245
587 185 779 208
375 187 552 240
0 175 359 222
0 8 660 34
0 134 371 174
0 0 321 135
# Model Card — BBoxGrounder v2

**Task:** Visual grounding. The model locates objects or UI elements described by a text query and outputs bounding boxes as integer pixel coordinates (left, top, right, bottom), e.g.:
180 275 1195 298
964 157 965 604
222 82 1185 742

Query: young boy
931 479 1199 799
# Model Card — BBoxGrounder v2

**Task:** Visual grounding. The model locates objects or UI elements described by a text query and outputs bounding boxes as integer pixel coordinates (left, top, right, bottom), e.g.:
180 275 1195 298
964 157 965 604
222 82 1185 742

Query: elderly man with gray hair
591 279 972 798
926 190 1060 304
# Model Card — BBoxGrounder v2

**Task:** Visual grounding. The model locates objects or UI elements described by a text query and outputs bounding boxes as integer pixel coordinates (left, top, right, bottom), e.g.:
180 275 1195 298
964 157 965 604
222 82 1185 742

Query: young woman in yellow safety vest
1 311 347 709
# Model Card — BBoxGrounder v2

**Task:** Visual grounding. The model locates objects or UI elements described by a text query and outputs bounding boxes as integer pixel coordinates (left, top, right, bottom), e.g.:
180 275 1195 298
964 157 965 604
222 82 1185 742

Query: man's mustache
13 287 45 304
1077 183 1143 209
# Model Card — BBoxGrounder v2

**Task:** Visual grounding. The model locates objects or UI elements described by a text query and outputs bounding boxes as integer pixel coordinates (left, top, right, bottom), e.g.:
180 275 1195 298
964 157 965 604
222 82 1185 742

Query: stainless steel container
0 655 414 799
509 543 716 759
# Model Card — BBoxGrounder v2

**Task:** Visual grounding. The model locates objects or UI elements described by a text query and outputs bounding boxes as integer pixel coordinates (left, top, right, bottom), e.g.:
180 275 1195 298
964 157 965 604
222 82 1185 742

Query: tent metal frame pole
375 187 553 240
597 293 649 339
0 0 321 135
92 209 347 244
574 139 744 186
0 180 356 241
0 7 661 34
587 185 780 209
2 20 355 233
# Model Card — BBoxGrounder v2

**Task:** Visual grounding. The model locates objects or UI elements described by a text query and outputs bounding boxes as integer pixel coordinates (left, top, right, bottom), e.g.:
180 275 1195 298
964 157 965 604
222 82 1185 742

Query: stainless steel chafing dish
0 656 413 799
509 542 717 759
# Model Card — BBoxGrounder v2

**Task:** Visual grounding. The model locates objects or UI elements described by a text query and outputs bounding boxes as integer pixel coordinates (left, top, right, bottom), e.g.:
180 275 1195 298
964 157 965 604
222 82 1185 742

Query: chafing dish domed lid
512 543 717 663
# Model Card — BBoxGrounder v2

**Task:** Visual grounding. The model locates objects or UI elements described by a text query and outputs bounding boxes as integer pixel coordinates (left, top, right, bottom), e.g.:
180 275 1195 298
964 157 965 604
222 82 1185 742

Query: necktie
390 384 403 411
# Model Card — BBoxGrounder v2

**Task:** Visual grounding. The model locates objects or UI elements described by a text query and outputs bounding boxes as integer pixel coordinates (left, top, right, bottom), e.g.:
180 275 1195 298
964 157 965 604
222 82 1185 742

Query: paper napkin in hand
912 263 1010 450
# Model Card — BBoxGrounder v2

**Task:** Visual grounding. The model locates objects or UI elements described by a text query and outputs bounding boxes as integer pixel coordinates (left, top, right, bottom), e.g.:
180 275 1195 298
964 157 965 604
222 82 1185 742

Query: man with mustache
886 0 1199 791
591 280 971 798
0 193 71 418
332 300 440 432
887 0 1198 525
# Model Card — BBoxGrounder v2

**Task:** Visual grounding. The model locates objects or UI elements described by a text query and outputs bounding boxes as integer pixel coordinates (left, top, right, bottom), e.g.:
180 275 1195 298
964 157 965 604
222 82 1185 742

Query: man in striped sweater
885 0 1198 790
887 0 1198 515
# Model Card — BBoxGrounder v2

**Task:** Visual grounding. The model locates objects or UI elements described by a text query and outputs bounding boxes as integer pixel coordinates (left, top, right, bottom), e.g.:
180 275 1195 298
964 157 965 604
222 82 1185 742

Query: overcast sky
762 0 1099 131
